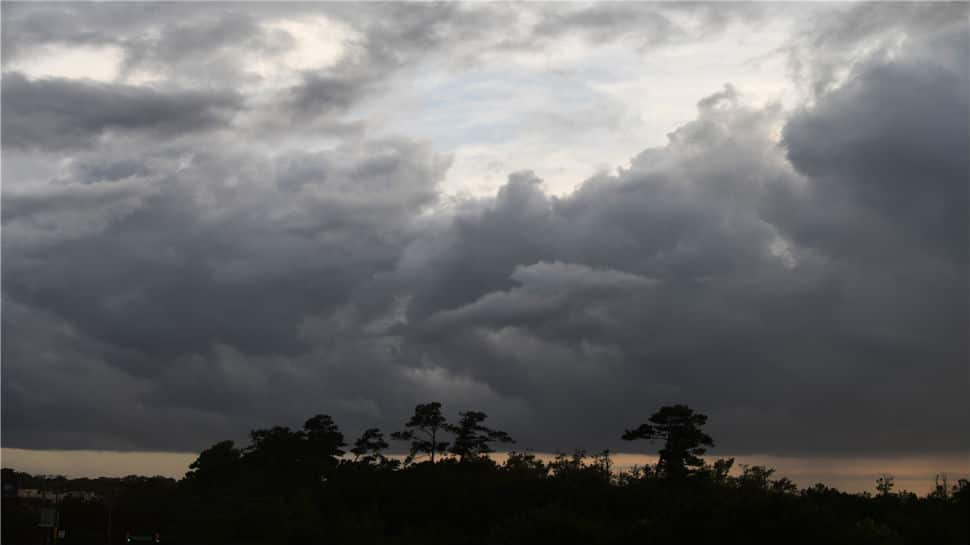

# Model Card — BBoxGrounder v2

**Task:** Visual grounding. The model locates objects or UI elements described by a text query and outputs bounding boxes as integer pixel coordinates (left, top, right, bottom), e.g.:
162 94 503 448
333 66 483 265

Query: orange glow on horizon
2 448 965 495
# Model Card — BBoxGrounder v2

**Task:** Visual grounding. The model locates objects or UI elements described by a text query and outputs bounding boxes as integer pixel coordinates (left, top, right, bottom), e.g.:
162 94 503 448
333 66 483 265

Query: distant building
15 489 100 501
62 490 100 500
16 488 48 500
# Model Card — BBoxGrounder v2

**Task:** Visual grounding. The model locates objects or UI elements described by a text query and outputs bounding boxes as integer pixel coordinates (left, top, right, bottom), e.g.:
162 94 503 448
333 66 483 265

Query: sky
1 2 968 488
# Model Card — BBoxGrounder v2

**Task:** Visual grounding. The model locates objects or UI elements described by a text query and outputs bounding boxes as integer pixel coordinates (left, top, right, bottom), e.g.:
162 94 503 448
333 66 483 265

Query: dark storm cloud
2 136 456 451
1 299 215 451
1 3 967 458
2 72 243 151
389 68 966 454
392 89 786 323
0 2 126 62
782 59 969 260
3 139 447 357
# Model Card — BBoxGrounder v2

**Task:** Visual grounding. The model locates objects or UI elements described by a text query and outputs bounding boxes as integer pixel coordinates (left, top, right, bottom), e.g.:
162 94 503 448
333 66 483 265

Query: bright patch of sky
2 8 799 200
354 15 799 197
5 43 124 82
249 15 360 87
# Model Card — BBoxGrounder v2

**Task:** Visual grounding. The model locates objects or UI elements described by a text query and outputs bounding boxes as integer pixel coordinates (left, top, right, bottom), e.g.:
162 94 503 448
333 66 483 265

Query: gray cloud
3 138 447 358
529 2 762 50
2 72 243 151
782 58 968 260
118 10 274 81
2 2 759 116
784 2 969 97
1 3 281 81
378 39 968 454
1 4 966 459
285 72 376 121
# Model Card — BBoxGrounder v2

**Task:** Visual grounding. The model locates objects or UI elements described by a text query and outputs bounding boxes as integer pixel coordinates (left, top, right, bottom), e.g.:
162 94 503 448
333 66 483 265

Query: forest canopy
3 403 967 545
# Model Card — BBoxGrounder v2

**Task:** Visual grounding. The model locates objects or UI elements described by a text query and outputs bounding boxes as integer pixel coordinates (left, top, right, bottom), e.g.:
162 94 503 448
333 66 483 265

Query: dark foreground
3 405 967 544
4 461 968 545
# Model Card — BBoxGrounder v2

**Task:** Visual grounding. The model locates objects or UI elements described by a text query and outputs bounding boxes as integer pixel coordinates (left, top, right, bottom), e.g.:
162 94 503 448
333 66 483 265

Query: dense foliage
3 404 967 544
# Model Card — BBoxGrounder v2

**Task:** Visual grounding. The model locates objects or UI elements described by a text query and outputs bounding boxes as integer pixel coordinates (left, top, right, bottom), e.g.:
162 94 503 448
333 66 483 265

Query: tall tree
391 402 450 464
445 411 514 462
183 440 242 492
622 404 714 479
243 425 308 491
303 414 346 477
351 428 392 465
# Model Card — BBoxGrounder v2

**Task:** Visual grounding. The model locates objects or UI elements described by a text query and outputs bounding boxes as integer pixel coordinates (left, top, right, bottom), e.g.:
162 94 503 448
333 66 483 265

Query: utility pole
104 488 117 545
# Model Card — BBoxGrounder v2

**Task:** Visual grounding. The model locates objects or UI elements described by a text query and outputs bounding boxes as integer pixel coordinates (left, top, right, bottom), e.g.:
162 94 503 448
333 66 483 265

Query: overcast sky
2 2 968 464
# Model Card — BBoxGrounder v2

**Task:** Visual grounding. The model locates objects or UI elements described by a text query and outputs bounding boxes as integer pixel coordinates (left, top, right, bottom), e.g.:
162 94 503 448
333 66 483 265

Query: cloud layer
2 3 967 457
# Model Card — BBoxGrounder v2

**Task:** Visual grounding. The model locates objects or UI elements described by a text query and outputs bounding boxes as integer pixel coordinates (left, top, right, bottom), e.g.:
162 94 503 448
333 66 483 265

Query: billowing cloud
386 61 967 454
782 52 969 260
1 3 966 459
2 72 243 150
3 138 448 356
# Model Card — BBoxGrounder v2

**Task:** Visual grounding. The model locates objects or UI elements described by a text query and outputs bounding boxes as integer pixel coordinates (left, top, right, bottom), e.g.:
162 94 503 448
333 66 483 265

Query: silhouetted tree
503 451 549 478
930 473 951 499
445 411 514 462
771 476 798 494
247 426 304 458
351 428 393 465
589 450 614 482
622 404 713 478
876 474 895 496
183 440 242 492
953 478 969 505
303 414 346 477
244 425 307 490
617 463 654 485
6 402 970 545
703 457 735 485
391 402 450 464
738 464 775 490
548 450 590 479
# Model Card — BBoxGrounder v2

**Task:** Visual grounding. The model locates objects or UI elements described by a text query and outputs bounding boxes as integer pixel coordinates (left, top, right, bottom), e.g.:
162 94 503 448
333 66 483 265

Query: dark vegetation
3 404 967 544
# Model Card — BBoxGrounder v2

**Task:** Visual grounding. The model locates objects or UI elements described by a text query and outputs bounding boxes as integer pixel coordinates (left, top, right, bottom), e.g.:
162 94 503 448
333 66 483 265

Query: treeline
2 403 967 545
